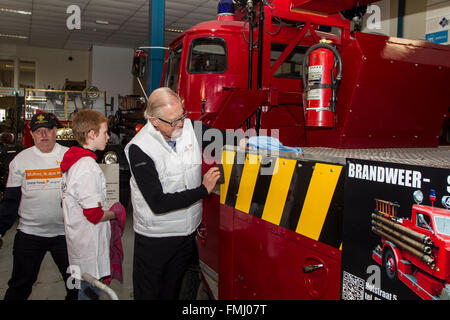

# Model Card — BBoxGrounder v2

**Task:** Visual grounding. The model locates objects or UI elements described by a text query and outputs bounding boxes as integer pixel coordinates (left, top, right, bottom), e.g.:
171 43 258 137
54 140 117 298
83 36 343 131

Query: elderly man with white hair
125 87 244 300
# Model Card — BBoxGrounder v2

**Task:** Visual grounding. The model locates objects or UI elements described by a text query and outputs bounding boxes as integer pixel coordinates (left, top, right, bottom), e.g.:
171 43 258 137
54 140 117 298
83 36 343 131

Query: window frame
0 57 37 91
270 43 308 80
18 60 36 89
0 58 16 89
187 36 228 74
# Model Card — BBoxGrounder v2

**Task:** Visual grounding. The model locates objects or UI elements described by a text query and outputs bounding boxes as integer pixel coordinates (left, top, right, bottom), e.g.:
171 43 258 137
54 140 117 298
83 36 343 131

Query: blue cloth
167 140 176 149
247 136 303 154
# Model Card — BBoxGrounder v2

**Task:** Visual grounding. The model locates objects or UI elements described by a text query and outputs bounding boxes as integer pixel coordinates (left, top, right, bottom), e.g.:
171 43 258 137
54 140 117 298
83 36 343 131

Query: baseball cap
30 112 57 132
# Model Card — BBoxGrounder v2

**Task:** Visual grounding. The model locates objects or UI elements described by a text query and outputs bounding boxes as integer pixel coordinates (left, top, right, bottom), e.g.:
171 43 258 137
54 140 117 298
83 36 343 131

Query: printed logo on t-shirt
25 168 62 190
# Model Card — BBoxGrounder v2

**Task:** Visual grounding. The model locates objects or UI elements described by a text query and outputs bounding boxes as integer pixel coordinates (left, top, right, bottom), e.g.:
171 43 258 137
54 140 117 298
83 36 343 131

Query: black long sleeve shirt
0 187 21 237
128 120 242 214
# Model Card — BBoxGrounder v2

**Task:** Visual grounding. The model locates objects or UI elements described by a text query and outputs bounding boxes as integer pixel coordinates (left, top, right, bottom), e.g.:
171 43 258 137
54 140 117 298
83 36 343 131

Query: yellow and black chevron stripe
220 150 344 249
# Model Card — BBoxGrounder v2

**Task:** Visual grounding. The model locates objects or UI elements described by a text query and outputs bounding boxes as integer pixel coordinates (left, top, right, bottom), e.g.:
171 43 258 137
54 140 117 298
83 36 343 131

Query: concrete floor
0 213 135 300
0 196 211 301
0 211 209 300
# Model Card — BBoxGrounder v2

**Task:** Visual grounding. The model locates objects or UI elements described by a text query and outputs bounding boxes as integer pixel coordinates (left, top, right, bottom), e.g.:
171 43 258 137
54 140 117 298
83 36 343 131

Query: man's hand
239 137 249 149
202 167 222 194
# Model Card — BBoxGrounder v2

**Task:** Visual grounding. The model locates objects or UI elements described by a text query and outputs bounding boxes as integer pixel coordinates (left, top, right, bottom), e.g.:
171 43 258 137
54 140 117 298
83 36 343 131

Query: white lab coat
61 156 111 280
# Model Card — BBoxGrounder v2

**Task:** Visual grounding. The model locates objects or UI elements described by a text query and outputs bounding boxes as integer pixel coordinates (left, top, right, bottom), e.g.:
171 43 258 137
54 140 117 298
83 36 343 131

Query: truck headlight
413 190 423 204
442 196 450 209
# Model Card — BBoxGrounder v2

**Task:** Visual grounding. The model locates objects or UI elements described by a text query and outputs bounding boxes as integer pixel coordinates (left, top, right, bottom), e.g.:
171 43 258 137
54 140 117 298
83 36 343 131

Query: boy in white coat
60 109 123 300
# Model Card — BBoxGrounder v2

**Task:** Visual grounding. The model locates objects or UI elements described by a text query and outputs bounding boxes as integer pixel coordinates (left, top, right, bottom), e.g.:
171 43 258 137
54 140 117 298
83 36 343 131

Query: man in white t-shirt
0 112 78 300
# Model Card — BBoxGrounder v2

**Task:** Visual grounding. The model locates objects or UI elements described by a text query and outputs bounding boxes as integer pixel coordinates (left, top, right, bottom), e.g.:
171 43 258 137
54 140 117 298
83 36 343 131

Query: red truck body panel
219 205 341 299
164 16 450 149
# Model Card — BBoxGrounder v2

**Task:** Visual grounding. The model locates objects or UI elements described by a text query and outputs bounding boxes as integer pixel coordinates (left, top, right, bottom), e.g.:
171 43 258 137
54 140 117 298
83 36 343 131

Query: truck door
184 36 228 119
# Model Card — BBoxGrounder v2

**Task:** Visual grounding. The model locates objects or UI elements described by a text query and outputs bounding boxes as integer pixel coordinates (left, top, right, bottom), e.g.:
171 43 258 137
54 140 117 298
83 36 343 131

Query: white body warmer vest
125 120 203 237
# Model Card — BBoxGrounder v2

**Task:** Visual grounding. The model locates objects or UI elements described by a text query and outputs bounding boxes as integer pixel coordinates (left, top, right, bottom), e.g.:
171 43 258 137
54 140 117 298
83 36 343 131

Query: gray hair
144 87 183 120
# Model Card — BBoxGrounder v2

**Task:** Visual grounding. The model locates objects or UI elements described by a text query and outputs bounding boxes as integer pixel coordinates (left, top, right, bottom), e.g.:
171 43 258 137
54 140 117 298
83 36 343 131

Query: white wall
90 45 134 115
403 0 427 40
426 0 450 44
360 0 450 41
361 0 392 36
0 43 135 115
0 43 89 94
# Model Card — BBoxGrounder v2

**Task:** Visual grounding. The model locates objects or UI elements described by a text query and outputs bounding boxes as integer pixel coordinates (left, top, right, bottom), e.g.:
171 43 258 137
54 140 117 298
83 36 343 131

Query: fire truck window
271 43 307 79
188 38 227 73
417 213 432 231
164 45 182 91
434 215 450 236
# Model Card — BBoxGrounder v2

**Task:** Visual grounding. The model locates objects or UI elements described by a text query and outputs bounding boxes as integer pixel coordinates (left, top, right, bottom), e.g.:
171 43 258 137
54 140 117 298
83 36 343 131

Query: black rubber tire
383 248 398 281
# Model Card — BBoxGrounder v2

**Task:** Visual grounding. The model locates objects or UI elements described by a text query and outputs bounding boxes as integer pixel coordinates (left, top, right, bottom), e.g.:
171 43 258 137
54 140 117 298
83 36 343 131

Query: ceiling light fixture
84 21 119 30
95 19 109 25
165 28 184 33
0 33 28 39
0 8 32 15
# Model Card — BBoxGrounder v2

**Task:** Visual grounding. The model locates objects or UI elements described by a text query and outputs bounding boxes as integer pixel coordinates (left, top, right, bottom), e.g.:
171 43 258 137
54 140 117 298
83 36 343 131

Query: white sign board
99 163 120 208
426 1 450 44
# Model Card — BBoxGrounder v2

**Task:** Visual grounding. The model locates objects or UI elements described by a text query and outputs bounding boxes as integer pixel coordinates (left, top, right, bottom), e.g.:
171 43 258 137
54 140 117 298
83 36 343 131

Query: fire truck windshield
434 215 450 236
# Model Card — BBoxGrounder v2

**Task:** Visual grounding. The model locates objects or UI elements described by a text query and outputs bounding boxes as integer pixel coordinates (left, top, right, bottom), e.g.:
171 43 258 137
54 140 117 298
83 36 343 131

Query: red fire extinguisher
302 38 342 127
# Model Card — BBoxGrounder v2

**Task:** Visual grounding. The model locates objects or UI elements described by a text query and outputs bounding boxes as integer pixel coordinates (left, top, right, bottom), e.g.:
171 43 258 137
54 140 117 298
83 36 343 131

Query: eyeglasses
156 109 188 127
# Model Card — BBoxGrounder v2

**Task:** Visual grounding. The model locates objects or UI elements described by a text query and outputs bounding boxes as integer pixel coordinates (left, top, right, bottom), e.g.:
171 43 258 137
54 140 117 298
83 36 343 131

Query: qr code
342 271 365 300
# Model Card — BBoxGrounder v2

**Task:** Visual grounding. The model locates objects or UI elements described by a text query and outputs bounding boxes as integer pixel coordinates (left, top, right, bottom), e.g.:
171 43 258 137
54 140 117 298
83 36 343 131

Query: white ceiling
0 0 219 51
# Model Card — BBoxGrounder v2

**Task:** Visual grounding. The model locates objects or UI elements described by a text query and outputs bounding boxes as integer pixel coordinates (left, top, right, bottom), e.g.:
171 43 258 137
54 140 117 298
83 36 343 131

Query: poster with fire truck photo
341 158 450 300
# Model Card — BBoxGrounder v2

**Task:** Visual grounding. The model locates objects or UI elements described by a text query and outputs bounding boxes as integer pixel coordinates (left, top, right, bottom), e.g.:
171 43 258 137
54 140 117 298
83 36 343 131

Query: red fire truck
372 193 450 300
132 0 450 299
